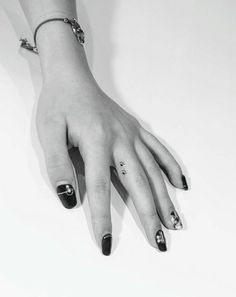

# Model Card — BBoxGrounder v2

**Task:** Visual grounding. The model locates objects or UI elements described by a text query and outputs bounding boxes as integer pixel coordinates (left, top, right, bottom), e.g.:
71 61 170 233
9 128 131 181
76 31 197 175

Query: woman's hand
36 69 188 255
17 10 190 255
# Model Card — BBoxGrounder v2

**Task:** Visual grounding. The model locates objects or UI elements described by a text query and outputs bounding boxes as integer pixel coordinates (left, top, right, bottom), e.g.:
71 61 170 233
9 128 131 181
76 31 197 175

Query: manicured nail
182 175 188 190
155 230 167 252
56 184 77 209
102 234 112 256
170 210 183 230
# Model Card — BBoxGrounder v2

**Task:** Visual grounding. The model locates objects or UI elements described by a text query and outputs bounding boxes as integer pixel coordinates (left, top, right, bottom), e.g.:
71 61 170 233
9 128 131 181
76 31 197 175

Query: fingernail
182 175 188 190
170 210 183 230
102 234 112 256
56 184 77 209
155 230 167 252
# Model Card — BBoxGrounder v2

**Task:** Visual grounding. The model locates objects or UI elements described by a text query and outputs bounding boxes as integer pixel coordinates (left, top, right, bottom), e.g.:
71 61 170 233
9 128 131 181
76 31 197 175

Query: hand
36 71 188 255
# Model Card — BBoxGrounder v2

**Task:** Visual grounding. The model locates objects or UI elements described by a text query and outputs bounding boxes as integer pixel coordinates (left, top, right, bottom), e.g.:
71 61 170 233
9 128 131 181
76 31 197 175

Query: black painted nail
182 175 188 190
56 184 77 209
170 211 183 230
102 234 112 256
155 230 167 252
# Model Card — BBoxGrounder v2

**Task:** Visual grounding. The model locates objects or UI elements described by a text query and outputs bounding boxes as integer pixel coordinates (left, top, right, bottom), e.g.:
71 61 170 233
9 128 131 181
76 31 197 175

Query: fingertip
162 209 183 231
91 216 112 255
56 183 77 209
155 229 167 252
182 175 189 190
163 170 189 191
102 233 112 256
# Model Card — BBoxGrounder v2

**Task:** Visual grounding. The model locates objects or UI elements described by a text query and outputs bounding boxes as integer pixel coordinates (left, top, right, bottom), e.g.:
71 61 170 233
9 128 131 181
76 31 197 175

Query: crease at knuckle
92 178 109 195
38 113 63 128
142 211 158 219
146 161 161 175
46 154 69 172
140 211 160 225
91 213 111 223
134 171 149 188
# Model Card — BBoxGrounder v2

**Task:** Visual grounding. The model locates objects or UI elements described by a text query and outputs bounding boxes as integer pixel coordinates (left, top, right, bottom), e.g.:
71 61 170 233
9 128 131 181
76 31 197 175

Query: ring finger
113 142 167 252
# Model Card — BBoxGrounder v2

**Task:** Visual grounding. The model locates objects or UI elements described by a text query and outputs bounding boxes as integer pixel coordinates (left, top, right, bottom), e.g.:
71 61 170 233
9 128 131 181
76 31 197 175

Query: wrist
36 20 90 81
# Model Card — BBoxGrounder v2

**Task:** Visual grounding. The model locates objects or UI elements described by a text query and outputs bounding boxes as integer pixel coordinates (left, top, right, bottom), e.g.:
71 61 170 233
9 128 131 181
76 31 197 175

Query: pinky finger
140 128 188 190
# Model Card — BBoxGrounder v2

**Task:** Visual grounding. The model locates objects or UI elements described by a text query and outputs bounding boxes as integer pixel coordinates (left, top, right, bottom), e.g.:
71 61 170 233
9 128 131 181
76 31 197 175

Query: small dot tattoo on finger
119 161 127 175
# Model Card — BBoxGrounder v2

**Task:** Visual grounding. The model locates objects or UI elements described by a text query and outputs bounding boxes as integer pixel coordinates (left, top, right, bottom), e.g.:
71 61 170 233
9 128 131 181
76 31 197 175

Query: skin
19 0 187 254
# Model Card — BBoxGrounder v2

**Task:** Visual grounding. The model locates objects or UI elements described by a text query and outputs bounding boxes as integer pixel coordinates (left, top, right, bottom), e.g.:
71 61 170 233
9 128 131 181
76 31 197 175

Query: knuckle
85 125 111 148
36 115 64 144
146 160 161 174
45 153 69 172
119 128 138 144
92 122 110 142
140 211 160 226
91 213 111 222
92 178 109 194
134 171 149 188
37 113 62 129
142 211 158 220
94 125 106 138
116 135 133 149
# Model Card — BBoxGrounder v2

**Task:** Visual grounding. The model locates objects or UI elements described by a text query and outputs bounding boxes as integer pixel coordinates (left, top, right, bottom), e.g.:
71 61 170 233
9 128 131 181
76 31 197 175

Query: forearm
19 0 77 31
19 0 94 84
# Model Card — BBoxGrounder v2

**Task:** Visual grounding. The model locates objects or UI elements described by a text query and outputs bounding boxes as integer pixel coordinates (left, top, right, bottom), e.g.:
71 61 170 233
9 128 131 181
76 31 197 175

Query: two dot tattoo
119 161 127 175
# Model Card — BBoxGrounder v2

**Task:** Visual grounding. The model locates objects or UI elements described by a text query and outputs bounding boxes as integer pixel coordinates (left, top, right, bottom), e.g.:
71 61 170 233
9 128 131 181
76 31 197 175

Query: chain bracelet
19 17 85 54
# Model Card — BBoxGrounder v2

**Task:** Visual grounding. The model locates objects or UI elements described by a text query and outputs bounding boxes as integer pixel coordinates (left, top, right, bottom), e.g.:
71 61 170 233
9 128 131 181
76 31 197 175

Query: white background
0 0 236 296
